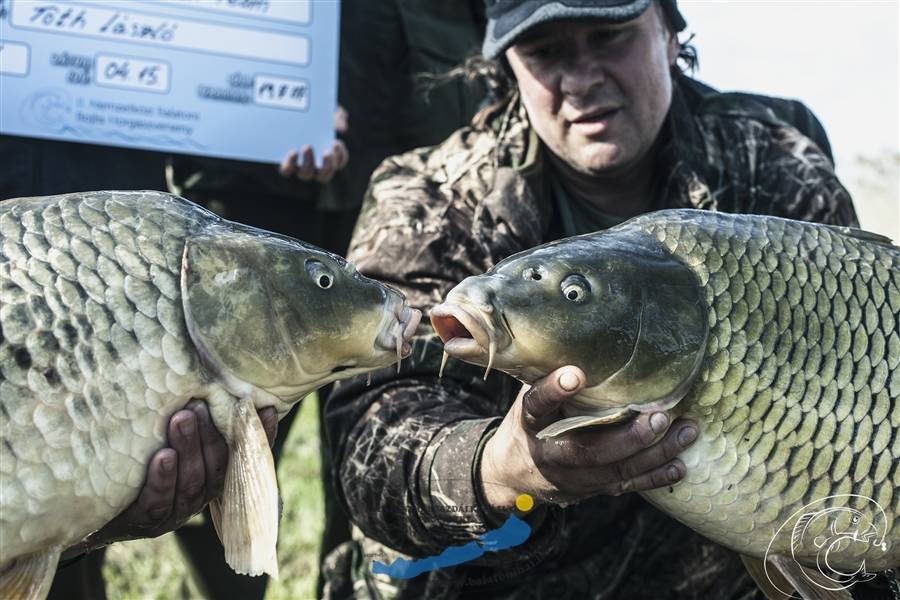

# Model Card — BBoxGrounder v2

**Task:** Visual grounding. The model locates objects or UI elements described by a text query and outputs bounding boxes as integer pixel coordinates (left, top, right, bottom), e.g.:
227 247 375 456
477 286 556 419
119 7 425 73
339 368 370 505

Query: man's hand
479 366 698 512
64 400 278 559
279 106 349 184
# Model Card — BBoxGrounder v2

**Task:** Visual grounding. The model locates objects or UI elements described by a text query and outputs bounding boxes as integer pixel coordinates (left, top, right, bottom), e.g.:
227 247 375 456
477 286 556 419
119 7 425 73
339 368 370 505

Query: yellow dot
515 494 534 512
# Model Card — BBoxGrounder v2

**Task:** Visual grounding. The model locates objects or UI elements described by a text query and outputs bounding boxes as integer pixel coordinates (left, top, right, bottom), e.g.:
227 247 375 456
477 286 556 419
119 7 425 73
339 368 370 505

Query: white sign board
0 0 339 163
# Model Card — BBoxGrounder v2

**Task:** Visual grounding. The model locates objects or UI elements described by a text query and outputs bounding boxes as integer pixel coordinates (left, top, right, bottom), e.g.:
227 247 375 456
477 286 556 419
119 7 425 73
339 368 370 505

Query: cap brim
483 0 653 59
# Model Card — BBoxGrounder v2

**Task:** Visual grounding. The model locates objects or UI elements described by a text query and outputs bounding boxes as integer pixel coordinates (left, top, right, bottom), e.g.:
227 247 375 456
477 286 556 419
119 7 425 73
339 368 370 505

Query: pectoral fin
764 554 853 600
210 399 280 578
536 409 632 439
0 547 62 600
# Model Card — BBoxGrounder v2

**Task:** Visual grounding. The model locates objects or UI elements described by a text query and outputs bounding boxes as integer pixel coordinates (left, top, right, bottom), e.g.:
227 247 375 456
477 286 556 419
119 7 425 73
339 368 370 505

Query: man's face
506 3 678 177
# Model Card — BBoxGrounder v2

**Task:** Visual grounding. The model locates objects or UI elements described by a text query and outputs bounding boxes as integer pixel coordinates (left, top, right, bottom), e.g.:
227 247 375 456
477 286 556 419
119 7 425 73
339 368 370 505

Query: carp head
180 224 420 413
431 226 707 438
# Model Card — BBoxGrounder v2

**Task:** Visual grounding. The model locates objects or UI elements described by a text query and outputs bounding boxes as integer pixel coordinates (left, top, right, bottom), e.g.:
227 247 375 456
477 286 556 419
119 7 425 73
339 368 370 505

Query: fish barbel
431 209 899 598
0 191 420 599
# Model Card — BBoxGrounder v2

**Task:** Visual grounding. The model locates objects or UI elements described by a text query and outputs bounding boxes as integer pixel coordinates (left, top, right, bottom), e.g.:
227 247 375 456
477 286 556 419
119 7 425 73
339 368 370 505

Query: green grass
103 395 325 599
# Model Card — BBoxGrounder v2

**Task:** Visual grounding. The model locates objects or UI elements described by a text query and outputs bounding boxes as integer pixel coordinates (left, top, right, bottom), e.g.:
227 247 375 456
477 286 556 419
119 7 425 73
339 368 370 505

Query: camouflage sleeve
752 123 860 227
325 366 507 555
323 149 525 555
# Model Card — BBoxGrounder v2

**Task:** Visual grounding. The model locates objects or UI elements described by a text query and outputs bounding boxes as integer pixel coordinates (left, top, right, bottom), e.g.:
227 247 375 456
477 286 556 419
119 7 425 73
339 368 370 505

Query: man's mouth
571 106 620 123
569 107 620 135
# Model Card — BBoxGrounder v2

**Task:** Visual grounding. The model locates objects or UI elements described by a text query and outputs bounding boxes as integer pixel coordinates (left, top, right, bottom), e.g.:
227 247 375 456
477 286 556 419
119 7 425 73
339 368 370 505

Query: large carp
431 209 899 599
0 191 420 599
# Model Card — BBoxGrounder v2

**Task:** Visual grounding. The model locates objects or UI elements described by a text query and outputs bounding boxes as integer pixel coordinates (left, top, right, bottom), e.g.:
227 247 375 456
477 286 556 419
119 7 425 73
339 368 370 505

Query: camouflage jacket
321 73 860 600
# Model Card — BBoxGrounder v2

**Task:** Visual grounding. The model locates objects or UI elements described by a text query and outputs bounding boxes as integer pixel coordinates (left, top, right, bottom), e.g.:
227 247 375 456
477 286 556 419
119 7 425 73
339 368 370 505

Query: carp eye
522 266 544 281
306 260 334 290
561 275 590 303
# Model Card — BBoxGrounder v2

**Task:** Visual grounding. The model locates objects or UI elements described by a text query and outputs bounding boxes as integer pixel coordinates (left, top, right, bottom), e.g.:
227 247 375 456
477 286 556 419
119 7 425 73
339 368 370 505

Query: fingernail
558 370 580 391
678 426 698 446
667 465 681 482
177 416 195 436
162 456 175 473
649 412 669 434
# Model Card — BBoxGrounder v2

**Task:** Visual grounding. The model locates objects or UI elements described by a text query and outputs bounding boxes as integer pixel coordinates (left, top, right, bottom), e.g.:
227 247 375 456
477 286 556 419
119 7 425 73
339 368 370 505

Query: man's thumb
521 366 585 432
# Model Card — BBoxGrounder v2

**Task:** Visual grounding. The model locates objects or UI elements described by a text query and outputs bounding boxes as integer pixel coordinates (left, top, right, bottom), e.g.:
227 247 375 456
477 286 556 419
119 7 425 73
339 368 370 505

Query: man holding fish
45 1 891 599
318 1 895 599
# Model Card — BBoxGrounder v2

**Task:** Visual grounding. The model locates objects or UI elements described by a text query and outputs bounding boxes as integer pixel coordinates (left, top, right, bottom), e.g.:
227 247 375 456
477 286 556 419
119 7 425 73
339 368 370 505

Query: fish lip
430 302 503 360
374 298 421 357
399 304 422 348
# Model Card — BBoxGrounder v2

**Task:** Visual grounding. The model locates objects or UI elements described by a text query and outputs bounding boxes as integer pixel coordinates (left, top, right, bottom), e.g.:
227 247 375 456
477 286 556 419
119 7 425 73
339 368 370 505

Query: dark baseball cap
483 0 687 59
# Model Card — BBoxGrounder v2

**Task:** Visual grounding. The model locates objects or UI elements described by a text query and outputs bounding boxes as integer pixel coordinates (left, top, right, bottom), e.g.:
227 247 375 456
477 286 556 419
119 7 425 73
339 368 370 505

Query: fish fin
767 554 854 600
211 399 280 579
536 410 632 439
208 496 224 541
819 223 894 247
0 547 62 600
741 555 794 600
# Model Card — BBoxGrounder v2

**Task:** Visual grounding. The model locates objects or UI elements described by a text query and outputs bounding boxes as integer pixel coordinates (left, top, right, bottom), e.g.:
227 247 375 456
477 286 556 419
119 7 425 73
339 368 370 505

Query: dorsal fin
820 223 895 247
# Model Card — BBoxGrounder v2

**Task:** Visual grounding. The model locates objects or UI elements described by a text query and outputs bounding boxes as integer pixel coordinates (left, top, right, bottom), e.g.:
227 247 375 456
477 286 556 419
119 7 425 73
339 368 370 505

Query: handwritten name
27 5 178 43
99 12 177 42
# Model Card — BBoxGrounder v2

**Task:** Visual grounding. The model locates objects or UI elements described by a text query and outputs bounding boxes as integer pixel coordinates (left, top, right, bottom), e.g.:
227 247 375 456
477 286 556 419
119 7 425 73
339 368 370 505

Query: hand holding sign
279 105 349 184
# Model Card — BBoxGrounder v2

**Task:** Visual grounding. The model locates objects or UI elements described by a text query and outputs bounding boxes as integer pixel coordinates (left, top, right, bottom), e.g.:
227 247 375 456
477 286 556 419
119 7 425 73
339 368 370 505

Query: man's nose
559 53 606 100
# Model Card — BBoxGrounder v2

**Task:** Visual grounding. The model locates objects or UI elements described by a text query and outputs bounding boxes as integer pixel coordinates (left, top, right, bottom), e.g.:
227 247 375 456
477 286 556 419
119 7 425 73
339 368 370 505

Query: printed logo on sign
764 494 889 595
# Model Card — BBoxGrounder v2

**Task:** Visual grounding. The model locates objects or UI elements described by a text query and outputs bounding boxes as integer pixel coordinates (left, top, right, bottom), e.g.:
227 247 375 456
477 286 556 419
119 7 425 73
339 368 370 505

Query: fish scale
0 192 420 598
433 209 900 592
637 212 899 567
2 191 421 599
1 192 208 561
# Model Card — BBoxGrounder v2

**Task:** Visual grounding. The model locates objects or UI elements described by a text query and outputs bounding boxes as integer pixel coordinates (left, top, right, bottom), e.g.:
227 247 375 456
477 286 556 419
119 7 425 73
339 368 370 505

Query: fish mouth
375 298 422 369
430 302 508 379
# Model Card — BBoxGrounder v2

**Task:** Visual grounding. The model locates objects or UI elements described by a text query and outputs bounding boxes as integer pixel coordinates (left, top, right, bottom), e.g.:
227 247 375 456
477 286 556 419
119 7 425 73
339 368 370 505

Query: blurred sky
679 1 899 238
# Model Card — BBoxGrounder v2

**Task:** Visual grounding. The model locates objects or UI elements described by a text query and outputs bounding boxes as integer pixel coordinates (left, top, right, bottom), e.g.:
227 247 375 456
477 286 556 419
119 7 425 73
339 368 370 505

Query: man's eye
524 45 560 61
591 29 628 46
